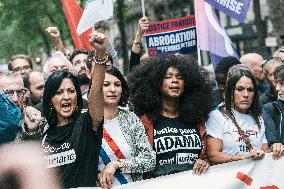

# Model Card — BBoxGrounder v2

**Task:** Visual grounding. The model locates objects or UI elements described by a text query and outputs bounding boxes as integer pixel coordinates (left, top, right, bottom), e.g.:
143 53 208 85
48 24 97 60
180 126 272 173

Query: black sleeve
129 50 141 72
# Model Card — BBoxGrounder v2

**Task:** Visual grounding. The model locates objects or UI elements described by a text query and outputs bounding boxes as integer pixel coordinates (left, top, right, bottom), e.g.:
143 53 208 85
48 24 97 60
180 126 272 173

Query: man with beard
23 71 45 106
68 49 90 100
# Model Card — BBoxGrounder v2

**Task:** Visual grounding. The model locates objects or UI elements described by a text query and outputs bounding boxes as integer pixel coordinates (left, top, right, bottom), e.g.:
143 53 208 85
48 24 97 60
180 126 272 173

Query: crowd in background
1 16 284 188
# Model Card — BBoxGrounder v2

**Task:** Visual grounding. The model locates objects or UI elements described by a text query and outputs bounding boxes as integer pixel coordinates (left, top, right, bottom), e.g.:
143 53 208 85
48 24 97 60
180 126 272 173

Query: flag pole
141 0 145 16
197 48 202 66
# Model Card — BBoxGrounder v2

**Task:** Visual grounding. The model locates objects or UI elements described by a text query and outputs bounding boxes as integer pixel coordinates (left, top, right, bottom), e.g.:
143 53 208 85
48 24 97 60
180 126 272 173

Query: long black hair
224 69 260 127
105 66 129 107
127 55 213 125
43 71 83 128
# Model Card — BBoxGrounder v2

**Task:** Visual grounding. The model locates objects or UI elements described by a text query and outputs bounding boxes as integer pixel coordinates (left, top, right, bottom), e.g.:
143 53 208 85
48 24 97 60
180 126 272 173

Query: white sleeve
205 110 225 140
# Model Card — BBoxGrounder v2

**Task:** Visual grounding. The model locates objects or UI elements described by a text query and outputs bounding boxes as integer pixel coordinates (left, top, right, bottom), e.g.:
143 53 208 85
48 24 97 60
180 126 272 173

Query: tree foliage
267 0 284 44
0 0 72 61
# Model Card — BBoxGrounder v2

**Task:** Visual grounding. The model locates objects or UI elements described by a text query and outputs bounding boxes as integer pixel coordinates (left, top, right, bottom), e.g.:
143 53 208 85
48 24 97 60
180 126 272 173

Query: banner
114 153 283 189
144 16 197 57
205 0 251 23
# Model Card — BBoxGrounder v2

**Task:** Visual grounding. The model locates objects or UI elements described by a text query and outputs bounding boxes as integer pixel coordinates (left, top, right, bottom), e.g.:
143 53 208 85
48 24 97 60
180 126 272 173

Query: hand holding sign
137 16 149 36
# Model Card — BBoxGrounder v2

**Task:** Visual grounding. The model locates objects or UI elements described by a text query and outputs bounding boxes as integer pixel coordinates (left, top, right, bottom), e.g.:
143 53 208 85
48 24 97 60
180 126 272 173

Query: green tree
0 0 71 61
267 0 284 46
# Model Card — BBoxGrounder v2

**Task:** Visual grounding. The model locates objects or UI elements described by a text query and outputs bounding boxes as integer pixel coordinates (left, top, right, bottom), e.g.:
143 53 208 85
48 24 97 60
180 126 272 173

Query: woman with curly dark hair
127 55 213 177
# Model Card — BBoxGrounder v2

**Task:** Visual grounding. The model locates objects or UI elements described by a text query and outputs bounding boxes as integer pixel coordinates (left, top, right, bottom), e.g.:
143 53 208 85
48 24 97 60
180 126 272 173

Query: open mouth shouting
61 102 73 112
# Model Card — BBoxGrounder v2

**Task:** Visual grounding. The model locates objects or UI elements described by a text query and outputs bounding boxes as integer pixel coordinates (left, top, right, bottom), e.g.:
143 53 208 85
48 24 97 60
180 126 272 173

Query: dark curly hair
68 49 88 63
215 56 240 76
43 71 83 128
127 55 213 125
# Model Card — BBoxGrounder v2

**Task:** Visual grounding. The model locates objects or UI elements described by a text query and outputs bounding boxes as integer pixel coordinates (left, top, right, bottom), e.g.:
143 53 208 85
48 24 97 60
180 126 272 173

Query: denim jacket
0 92 21 144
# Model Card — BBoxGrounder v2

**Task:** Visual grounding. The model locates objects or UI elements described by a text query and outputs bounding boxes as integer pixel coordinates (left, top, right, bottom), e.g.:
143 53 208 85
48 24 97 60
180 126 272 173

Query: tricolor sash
99 128 128 185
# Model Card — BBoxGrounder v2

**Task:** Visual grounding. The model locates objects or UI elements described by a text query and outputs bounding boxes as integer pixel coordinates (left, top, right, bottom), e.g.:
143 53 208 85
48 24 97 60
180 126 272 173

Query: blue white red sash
99 128 128 185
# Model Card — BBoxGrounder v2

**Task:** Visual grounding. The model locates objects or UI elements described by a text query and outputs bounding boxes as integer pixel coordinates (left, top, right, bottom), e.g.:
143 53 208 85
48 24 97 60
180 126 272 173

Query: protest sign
205 0 251 23
114 153 283 189
144 16 197 57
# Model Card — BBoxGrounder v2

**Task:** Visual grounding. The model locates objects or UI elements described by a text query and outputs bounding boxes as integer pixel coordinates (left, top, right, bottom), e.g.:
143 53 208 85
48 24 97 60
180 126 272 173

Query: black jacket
261 100 284 147
259 86 278 106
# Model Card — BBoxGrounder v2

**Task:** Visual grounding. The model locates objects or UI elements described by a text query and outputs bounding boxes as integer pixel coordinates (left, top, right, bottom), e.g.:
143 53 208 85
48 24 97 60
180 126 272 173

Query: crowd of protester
1 16 284 188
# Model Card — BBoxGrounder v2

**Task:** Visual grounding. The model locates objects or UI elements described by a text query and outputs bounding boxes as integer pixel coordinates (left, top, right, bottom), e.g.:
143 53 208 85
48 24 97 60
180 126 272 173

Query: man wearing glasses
8 54 33 76
0 72 27 110
0 72 44 143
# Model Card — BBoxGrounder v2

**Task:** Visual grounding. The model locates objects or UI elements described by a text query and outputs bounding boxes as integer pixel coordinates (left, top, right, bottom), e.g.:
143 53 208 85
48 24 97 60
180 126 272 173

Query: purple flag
195 0 239 67
206 0 251 23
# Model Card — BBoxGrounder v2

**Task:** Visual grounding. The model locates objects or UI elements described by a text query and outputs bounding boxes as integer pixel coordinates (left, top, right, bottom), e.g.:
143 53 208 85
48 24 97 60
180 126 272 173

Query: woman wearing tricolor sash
98 66 155 188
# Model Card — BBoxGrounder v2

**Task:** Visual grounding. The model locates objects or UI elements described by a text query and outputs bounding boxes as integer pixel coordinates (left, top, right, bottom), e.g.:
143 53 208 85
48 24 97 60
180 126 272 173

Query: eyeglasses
13 65 31 73
2 89 27 98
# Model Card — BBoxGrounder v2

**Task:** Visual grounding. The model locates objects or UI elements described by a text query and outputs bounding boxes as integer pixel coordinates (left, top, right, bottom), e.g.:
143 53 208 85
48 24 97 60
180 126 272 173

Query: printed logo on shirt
154 128 202 154
159 153 199 165
234 129 259 153
234 130 258 143
44 149 76 168
43 142 71 153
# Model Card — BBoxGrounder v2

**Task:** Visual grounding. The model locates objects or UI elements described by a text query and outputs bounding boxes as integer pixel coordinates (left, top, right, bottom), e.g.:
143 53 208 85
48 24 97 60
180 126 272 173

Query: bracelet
230 155 234 162
94 57 108 65
95 54 108 62
87 51 108 65
133 40 142 45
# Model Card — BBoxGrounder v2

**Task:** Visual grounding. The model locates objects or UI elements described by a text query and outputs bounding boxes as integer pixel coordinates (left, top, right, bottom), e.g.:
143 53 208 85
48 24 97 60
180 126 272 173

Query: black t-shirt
42 112 102 188
153 115 202 176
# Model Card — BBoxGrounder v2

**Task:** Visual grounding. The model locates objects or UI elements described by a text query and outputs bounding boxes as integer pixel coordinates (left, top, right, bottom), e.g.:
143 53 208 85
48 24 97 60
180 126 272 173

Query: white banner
114 153 282 189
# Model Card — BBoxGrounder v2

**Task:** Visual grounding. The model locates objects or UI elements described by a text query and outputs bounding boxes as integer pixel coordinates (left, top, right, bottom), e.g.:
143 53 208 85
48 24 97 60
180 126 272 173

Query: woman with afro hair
127 55 214 177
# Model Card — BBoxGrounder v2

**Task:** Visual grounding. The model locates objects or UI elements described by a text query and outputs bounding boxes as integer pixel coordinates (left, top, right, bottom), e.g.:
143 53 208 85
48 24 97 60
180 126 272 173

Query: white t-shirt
98 117 133 186
206 109 267 156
